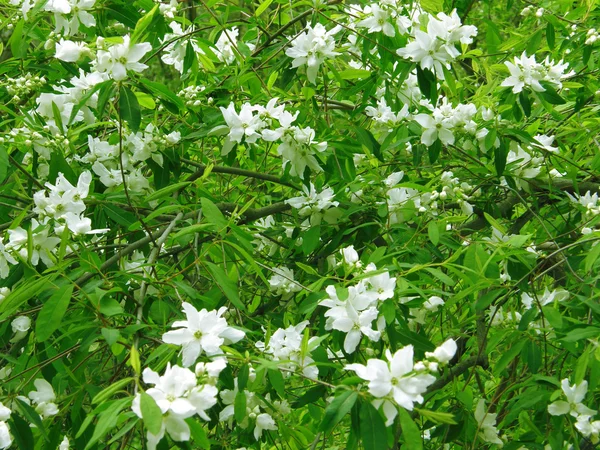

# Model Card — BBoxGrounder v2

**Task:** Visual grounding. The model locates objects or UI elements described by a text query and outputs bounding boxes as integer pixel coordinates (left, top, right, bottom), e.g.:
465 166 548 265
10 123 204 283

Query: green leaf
183 40 197 74
135 91 156 109
234 391 247 423
9 414 34 449
493 340 527 375
427 221 439 245
268 369 285 397
139 78 184 111
338 69 371 80
85 398 132 450
201 197 228 230
92 377 135 404
414 408 457 424
562 327 600 343
398 408 422 449
419 0 443 13
360 401 389 450
0 276 55 320
119 85 142 133
173 223 215 240
538 83 566 105
205 262 246 311
131 4 159 44
0 146 7 183
15 398 49 441
140 393 163 436
145 181 191 202
319 390 358 435
302 226 321 255
255 0 273 16
546 22 555 49
186 419 211 448
416 66 437 104
584 241 600 272
99 297 124 316
238 364 250 390
36 284 73 342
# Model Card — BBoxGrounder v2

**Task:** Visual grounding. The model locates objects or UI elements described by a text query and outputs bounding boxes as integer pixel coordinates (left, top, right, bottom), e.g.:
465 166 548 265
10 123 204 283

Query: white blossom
162 302 245 367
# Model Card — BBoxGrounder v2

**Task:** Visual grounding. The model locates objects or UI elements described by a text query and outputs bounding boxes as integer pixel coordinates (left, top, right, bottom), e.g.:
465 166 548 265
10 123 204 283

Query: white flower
254 413 277 440
28 379 59 418
132 364 218 450
575 415 600 442
363 264 396 300
474 399 503 446
345 346 436 424
0 404 10 422
219 102 264 154
160 22 203 73
162 302 245 367
0 241 16 279
397 30 453 77
285 183 338 226
94 35 152 81
501 52 573 94
521 288 568 310
414 113 455 146
566 191 600 216
269 267 302 298
195 358 227 381
59 437 70 450
340 245 361 269
548 379 597 417
423 296 445 311
215 27 239 65
356 4 395 37
256 321 318 380
285 23 341 84
11 316 31 342
51 0 96 35
425 339 457 364
319 284 380 353
0 422 11 450
55 39 90 62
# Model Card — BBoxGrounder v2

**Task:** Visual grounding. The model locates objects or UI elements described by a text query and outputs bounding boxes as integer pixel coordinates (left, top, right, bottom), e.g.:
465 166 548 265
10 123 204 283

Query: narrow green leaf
92 377 134 404
131 4 158 44
119 85 141 133
234 391 247 423
36 284 73 342
0 146 8 183
319 390 358 435
255 0 273 15
201 197 228 230
145 181 191 202
0 276 55 320
360 401 389 450
268 369 285 397
186 419 211 448
398 408 422 449
15 398 49 441
205 262 246 311
140 393 163 436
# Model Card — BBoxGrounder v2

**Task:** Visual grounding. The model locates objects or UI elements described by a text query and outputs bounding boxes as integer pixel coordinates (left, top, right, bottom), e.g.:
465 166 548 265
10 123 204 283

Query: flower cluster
548 379 600 443
162 302 245 367
396 10 477 79
501 52 574 93
132 363 222 449
345 341 456 426
256 320 319 380
285 23 340 84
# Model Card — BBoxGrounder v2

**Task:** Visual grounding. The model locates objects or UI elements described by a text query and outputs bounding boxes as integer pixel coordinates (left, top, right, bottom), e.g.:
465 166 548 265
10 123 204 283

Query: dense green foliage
0 0 600 448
